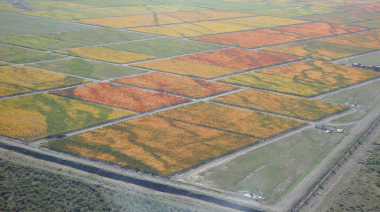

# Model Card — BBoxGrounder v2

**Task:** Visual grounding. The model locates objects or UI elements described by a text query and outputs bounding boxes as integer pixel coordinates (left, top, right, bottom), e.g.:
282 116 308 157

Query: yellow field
0 83 31 97
213 88 348 120
157 102 306 138
0 65 89 90
219 72 337 97
131 58 239 78
0 62 7 66
166 10 254 22
319 30 380 49
129 21 251 37
259 60 380 87
55 47 156 63
263 40 376 60
222 16 309 28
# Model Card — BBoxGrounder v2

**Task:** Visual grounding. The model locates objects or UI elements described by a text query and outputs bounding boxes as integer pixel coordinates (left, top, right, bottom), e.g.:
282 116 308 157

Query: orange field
157 102 306 138
213 88 348 120
50 82 188 112
44 115 259 175
193 23 366 48
131 58 239 79
55 46 156 63
177 48 303 70
258 60 380 87
113 72 238 98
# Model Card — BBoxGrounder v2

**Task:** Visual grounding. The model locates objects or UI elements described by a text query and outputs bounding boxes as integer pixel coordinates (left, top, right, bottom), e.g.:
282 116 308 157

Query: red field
193 23 366 48
177 48 303 70
50 82 188 112
113 72 238 98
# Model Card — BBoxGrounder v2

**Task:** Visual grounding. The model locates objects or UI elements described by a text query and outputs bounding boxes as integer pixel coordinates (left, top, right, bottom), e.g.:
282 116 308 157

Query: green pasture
0 28 156 50
253 6 345 17
0 11 40 22
0 19 95 37
349 20 380 29
323 80 380 124
105 37 224 57
30 58 147 80
0 44 63 63
337 52 380 67
197 126 351 203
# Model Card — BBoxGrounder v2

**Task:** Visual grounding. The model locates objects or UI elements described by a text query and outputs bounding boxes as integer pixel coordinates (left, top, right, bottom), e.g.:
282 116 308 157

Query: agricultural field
2 0 380 210
319 30 380 49
0 83 31 97
129 21 251 37
55 46 156 63
156 102 306 138
104 37 224 57
131 58 239 79
0 28 157 50
193 126 352 203
335 2 380 12
263 40 377 60
0 44 63 63
176 48 303 70
336 51 380 67
252 6 345 17
349 20 380 29
0 93 133 141
114 72 238 98
218 72 336 97
294 11 380 24
193 22 366 48
74 10 253 28
0 66 88 92
18 4 202 20
51 82 188 112
29 58 147 80
258 60 380 87
44 115 259 176
212 89 348 120
0 19 95 37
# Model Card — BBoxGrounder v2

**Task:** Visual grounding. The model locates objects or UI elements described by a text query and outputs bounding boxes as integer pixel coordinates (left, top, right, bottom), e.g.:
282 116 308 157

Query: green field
349 19 380 29
0 28 156 50
0 11 40 22
0 44 63 63
252 6 345 17
104 37 224 57
322 80 380 124
195 126 351 203
0 19 95 37
29 58 147 80
0 93 134 141
336 52 380 67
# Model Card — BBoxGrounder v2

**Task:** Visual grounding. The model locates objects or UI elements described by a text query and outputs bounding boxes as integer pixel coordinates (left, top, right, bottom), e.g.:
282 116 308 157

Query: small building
337 129 344 133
